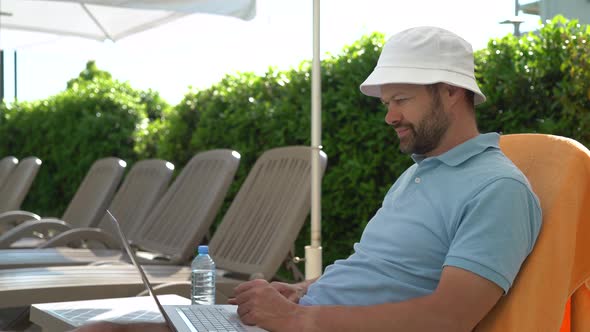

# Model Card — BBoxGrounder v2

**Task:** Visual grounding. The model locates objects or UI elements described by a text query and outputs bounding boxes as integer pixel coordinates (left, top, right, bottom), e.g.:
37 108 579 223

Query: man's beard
396 93 451 155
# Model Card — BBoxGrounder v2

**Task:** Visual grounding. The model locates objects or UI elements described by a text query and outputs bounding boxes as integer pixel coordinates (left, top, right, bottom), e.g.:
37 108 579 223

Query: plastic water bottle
191 245 216 305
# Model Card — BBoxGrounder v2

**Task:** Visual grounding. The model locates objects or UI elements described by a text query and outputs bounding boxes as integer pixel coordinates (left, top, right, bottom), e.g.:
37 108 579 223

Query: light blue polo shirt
300 133 542 306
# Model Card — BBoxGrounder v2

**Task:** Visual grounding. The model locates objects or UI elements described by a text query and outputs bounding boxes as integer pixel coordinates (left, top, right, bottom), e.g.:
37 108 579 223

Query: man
229 26 541 331
73 26 541 332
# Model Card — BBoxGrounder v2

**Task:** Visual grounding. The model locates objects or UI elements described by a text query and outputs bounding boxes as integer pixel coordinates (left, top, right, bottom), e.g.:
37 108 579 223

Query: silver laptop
106 210 267 332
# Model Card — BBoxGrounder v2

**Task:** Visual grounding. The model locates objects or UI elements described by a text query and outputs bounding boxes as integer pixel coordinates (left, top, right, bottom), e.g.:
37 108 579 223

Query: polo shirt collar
412 133 500 166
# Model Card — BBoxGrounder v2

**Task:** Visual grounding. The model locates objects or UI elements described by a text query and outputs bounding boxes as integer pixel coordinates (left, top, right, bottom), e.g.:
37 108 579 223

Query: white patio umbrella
0 0 256 41
0 0 324 280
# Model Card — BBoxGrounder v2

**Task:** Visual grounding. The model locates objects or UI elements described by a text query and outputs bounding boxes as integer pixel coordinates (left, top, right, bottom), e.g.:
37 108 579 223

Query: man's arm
232 266 502 332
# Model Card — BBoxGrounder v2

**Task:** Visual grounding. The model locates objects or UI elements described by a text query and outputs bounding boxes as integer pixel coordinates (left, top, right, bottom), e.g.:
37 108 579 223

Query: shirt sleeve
444 177 542 293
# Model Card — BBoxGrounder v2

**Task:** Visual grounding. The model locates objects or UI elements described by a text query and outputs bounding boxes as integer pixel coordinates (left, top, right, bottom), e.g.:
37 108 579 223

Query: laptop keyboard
180 307 246 332
114 310 162 323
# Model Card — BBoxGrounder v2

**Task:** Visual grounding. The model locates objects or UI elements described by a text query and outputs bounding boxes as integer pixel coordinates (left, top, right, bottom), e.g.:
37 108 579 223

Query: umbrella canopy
0 0 256 41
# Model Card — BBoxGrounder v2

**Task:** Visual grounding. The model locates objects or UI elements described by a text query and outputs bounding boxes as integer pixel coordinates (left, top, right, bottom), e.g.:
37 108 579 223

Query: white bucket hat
360 26 486 105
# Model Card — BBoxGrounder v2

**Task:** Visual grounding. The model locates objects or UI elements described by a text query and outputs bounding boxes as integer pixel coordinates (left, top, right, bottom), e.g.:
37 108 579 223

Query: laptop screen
105 210 177 331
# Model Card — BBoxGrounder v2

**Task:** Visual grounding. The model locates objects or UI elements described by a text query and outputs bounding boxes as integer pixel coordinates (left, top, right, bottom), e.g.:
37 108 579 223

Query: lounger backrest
98 159 175 241
209 146 328 279
0 157 42 212
61 158 126 228
476 134 590 331
134 149 240 264
0 157 18 190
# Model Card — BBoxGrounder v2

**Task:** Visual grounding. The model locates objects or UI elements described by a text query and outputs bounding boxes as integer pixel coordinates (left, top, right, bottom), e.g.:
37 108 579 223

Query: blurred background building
521 0 590 24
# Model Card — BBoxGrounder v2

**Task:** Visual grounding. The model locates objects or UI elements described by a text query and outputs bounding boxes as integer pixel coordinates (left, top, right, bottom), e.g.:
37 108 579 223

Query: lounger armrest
0 218 71 248
249 272 266 280
89 260 130 266
167 253 185 264
135 251 174 263
215 270 264 281
0 210 41 229
37 227 121 249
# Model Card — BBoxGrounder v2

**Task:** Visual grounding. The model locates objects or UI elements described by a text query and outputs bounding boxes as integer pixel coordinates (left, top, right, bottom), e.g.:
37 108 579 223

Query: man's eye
392 97 409 105
382 96 410 108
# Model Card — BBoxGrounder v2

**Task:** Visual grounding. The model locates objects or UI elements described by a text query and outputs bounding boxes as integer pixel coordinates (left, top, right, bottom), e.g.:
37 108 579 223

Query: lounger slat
210 146 327 280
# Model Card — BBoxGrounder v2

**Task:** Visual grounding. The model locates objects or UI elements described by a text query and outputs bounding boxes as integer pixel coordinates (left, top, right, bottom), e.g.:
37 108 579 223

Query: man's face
380 83 451 155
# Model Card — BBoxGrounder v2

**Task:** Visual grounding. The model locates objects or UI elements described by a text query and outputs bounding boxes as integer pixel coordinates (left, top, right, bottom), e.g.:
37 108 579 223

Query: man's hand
228 279 309 331
269 281 306 303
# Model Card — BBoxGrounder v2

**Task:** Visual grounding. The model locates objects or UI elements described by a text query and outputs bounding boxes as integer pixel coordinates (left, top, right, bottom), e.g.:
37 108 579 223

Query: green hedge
1 16 589 272
0 61 169 216
475 16 590 141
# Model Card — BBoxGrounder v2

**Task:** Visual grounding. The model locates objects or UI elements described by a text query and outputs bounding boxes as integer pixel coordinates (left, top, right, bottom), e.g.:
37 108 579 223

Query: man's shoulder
450 147 536 202
470 147 529 184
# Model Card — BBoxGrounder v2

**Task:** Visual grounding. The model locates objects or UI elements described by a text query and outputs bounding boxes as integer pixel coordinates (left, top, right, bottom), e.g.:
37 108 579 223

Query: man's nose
385 106 402 126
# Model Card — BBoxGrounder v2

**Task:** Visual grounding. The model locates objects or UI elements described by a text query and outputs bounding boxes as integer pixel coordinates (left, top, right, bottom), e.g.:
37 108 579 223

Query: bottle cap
198 245 209 254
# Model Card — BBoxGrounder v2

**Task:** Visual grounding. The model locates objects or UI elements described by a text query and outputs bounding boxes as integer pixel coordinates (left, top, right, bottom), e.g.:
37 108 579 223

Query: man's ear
441 84 463 107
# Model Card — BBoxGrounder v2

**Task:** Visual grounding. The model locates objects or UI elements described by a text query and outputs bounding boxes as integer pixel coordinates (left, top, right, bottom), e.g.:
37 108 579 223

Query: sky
0 0 541 105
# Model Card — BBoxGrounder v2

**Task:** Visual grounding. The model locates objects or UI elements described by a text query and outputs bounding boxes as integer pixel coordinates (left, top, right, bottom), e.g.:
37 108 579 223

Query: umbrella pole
306 0 322 280
0 51 4 103
13 51 17 101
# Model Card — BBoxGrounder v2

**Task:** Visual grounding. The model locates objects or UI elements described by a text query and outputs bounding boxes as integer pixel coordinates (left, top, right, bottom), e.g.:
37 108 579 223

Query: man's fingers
287 294 300 303
234 279 269 295
269 282 301 301
233 281 287 328
240 311 258 326
236 301 249 317
237 299 266 327
234 285 265 305
270 281 288 291
232 282 270 307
